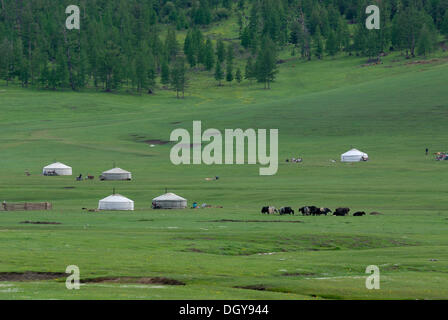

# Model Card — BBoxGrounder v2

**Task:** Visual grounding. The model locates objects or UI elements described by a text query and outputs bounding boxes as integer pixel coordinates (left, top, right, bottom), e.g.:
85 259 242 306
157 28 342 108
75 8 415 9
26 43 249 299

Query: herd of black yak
261 206 376 216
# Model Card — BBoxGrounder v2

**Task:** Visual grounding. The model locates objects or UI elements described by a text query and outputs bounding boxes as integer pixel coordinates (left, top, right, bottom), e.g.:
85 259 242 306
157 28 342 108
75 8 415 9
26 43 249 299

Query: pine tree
192 0 212 25
326 30 338 57
222 0 231 10
0 39 13 85
365 31 382 60
442 11 448 38
297 11 312 60
393 6 426 57
225 43 234 84
216 39 225 63
245 57 255 84
146 52 156 93
204 38 215 71
238 0 245 10
255 37 278 89
39 62 50 88
99 37 124 92
226 63 233 84
165 29 179 60
337 18 350 54
135 51 149 93
417 24 434 56
226 44 234 66
290 21 301 48
192 28 205 66
353 24 368 56
214 61 224 86
161 60 170 86
170 57 186 98
247 2 259 53
55 48 69 89
241 27 251 49
235 68 242 83
314 27 324 60
184 30 196 67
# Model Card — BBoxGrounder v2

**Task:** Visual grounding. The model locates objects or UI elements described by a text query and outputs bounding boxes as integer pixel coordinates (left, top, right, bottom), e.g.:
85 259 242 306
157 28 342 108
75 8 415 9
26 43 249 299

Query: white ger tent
341 148 368 162
98 194 134 211
152 193 187 209
100 168 132 181
43 162 72 176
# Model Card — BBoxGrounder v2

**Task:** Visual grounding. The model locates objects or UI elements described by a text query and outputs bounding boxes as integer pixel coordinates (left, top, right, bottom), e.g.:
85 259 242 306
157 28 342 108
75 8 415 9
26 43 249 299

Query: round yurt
152 193 187 209
341 148 368 162
98 194 134 211
43 162 72 176
100 168 132 181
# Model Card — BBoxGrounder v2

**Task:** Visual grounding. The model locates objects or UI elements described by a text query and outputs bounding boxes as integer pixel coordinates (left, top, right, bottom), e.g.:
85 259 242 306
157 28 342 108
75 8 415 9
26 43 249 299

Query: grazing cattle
261 206 278 214
353 211 366 216
309 206 321 216
299 206 321 215
280 207 294 215
269 206 278 214
333 207 350 216
319 208 332 215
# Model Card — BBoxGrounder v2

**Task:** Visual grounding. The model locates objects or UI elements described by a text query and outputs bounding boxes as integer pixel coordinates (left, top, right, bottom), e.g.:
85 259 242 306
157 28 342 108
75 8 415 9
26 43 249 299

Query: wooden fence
0 202 52 211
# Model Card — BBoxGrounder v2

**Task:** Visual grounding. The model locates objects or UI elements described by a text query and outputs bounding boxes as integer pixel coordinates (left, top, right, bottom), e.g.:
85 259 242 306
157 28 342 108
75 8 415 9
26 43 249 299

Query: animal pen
0 202 52 211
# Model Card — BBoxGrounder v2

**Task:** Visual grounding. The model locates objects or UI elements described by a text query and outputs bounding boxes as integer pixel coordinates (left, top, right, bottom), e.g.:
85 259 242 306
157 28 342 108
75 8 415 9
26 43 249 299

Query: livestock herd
261 206 367 216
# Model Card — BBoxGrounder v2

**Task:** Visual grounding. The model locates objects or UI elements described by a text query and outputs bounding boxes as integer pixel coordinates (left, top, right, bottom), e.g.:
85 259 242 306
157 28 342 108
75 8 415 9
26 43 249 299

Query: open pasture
1 54 448 299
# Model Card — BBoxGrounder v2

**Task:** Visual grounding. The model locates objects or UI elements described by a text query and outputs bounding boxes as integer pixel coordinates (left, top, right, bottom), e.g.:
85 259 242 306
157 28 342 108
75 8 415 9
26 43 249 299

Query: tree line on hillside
0 0 446 96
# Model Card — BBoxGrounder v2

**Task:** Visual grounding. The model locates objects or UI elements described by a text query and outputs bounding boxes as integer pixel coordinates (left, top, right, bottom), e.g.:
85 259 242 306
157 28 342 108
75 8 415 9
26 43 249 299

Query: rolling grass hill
0 50 448 299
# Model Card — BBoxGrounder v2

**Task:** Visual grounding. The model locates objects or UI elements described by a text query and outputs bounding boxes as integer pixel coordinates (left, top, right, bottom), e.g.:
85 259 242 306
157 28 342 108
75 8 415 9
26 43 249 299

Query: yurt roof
102 167 131 174
153 193 187 201
99 194 134 203
341 148 367 156
44 162 71 169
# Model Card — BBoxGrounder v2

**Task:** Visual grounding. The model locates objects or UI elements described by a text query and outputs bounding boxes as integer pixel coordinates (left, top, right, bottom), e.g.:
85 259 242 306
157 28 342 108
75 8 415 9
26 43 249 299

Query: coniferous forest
0 0 447 95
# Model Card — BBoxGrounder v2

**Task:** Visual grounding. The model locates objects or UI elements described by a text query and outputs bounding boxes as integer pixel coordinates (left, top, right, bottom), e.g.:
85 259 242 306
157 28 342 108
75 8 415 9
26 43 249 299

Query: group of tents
39 148 368 212
42 162 132 180
98 192 187 211
41 162 187 211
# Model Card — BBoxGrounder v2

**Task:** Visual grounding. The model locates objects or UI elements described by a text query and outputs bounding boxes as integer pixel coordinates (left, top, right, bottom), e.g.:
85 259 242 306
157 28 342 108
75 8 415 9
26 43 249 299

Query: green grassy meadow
1 50 448 299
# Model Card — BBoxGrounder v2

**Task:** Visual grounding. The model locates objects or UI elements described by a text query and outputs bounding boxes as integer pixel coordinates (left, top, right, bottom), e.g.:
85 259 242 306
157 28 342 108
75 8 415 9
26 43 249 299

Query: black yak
333 207 350 216
299 206 311 216
319 208 332 215
280 207 294 215
261 206 278 214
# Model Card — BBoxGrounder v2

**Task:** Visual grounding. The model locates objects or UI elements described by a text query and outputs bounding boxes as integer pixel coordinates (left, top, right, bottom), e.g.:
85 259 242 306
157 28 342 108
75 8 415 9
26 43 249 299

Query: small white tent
100 168 132 181
152 193 187 209
341 148 368 162
43 162 72 176
98 194 134 211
